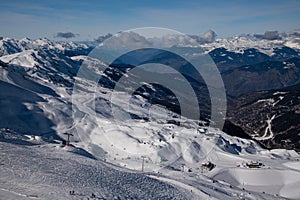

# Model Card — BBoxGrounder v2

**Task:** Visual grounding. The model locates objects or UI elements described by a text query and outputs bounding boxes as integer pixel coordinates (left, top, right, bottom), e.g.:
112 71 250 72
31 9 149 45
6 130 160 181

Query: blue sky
0 0 299 40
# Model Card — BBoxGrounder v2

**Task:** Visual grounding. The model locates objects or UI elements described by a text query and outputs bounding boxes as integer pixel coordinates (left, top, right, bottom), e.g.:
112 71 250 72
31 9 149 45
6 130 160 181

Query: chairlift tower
63 132 73 146
141 156 146 172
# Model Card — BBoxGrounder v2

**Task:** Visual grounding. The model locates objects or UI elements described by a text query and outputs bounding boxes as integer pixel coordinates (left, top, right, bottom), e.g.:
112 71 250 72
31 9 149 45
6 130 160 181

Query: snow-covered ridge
200 30 300 55
95 29 300 56
201 36 282 56
1 29 299 60
0 49 39 68
1 125 300 199
0 32 300 199
0 37 90 57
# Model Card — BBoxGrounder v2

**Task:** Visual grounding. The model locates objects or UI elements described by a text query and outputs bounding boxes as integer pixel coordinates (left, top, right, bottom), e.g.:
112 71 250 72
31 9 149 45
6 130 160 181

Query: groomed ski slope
0 140 193 200
1 128 299 200
0 36 300 199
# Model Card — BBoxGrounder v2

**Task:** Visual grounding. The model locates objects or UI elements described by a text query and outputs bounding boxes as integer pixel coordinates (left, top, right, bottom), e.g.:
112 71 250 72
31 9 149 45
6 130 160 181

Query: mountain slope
222 57 300 97
0 134 192 200
1 126 299 199
227 83 300 151
0 34 300 199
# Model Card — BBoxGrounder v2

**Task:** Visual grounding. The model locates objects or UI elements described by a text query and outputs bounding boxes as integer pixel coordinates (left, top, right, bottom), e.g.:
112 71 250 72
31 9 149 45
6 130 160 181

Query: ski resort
1 2 300 198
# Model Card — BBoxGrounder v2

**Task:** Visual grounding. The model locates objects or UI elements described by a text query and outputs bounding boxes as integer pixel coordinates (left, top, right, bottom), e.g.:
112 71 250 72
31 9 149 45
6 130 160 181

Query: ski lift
63 132 73 146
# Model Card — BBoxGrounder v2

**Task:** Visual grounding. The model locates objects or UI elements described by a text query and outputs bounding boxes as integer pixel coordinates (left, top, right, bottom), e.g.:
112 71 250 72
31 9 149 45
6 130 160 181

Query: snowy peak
0 48 78 73
202 30 217 42
0 37 23 56
202 33 300 56
0 49 39 68
95 29 300 54
0 37 91 57
1 33 300 199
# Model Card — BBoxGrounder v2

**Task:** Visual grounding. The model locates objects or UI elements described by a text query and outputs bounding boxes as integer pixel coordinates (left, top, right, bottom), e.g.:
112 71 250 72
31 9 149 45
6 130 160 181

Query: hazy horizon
0 0 299 41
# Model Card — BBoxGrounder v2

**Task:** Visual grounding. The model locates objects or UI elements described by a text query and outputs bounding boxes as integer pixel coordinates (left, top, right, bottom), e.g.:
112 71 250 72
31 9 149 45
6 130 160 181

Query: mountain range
0 30 300 199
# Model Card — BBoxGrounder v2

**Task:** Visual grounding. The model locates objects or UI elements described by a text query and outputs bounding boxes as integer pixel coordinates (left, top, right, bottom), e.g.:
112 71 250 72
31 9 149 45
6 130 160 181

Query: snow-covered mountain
201 30 300 55
0 32 300 199
0 37 92 57
90 30 300 73
2 127 299 199
93 29 300 55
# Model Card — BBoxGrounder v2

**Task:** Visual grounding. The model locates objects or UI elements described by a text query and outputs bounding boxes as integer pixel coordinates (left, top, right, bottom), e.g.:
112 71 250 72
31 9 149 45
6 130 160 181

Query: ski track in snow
1 36 300 199
2 136 298 199
255 115 276 141
0 188 29 200
0 142 192 200
148 175 216 200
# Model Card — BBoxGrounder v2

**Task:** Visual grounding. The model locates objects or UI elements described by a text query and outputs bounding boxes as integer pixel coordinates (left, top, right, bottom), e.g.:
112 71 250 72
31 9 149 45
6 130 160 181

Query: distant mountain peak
202 30 217 43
